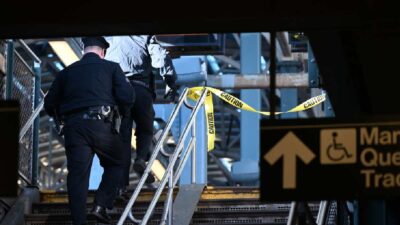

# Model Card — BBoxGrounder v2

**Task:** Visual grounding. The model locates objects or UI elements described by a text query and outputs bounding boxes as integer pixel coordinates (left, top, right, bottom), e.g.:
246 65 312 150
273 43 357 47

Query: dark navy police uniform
44 37 134 225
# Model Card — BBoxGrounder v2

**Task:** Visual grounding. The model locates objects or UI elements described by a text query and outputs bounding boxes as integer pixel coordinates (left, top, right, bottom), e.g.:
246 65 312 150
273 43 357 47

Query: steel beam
207 73 308 89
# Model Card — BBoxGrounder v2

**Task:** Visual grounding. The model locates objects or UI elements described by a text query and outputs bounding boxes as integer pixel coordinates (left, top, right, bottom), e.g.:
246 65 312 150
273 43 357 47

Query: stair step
40 187 260 203
26 202 308 225
25 214 288 225
26 188 321 225
32 201 296 215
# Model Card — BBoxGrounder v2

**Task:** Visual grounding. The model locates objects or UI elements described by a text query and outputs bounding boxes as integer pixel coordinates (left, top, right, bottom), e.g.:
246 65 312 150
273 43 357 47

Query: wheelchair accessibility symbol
320 129 357 164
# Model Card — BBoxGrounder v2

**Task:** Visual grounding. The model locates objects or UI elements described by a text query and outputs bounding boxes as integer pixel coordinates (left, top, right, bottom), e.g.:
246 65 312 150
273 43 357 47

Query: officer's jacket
104 35 176 81
44 52 134 117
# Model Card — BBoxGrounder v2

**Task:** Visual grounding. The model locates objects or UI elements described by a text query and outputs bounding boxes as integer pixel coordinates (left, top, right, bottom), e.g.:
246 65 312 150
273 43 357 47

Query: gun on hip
53 109 64 136
108 106 121 134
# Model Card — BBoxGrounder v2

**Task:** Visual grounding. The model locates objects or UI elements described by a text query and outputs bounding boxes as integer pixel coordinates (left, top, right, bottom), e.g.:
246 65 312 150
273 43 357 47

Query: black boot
133 158 156 184
91 205 111 224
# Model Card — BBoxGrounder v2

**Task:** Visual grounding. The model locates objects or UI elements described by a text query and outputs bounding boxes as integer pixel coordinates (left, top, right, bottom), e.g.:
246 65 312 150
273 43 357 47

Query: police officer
44 37 134 225
105 35 178 192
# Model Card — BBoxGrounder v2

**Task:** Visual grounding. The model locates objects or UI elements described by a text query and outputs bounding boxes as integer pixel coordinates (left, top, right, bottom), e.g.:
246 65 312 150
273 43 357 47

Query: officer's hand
164 88 179 103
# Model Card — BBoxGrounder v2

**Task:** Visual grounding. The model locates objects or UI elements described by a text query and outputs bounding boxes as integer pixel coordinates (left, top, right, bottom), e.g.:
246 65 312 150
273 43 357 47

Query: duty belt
64 106 112 121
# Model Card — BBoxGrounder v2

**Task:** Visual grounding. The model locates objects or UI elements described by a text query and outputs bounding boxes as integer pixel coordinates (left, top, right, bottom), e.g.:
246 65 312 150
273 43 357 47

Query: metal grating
191 216 286 224
27 221 157 225
13 49 35 182
1 41 37 183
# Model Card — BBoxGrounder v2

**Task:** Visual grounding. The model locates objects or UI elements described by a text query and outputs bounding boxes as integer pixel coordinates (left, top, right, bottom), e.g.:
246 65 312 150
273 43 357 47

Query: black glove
164 88 179 103
164 76 179 103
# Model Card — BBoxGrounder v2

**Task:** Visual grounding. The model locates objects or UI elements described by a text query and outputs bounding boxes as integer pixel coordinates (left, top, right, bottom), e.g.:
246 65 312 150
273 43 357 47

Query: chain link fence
0 40 36 183
14 48 36 184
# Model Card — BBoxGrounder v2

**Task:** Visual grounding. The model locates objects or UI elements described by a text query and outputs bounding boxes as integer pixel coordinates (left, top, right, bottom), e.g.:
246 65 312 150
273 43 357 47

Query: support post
232 33 261 184
5 40 14 100
32 62 41 186
180 104 207 185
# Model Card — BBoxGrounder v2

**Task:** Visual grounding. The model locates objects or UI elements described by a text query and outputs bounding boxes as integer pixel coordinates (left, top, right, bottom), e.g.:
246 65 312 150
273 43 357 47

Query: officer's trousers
119 84 154 187
64 117 123 225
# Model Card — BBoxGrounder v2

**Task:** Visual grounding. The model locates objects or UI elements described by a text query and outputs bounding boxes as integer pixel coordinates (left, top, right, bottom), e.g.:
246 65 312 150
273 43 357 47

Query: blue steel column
280 89 298 119
179 103 207 185
32 62 41 185
155 101 207 185
280 64 298 119
232 33 261 184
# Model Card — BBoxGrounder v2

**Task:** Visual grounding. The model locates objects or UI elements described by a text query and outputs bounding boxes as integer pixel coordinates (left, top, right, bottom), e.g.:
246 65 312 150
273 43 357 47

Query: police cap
81 36 110 49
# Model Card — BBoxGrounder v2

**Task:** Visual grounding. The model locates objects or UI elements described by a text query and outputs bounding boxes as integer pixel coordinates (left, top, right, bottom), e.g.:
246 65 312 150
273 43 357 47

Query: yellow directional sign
261 118 400 201
264 131 315 189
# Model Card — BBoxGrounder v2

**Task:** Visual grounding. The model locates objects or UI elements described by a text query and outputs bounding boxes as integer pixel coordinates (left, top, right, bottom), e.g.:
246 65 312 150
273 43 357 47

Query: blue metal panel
232 33 261 183
179 104 207 185
280 88 298 119
155 95 207 185
154 103 179 140
277 59 299 119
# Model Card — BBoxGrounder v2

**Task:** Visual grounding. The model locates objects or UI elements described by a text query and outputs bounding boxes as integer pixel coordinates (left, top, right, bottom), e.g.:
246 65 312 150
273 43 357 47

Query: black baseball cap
81 36 110 49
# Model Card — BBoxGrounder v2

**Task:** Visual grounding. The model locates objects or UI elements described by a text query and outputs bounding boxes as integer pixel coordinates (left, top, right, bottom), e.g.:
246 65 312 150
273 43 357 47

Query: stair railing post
287 201 298 225
140 90 207 225
191 118 196 184
118 89 189 225
317 201 330 225
5 40 14 100
32 61 41 186
168 169 173 225
160 156 175 225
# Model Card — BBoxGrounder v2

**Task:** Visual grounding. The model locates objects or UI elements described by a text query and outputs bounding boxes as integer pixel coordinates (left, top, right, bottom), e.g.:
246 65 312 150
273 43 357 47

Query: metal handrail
13 50 35 76
18 171 32 186
13 39 42 185
19 97 44 141
140 90 206 225
16 39 41 63
316 201 329 225
117 87 208 225
159 95 196 158
19 89 45 141
117 88 189 225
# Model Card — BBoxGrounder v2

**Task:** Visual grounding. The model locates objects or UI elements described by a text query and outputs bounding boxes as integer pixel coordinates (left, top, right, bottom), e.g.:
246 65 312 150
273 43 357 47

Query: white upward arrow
264 131 315 189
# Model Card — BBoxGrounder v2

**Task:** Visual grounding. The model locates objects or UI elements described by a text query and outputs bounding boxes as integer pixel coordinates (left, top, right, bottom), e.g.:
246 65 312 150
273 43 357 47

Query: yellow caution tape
187 87 326 151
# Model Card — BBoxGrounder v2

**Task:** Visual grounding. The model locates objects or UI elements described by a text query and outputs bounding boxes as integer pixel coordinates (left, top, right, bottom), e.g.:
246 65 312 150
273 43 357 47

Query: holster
110 106 122 134
54 109 64 136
